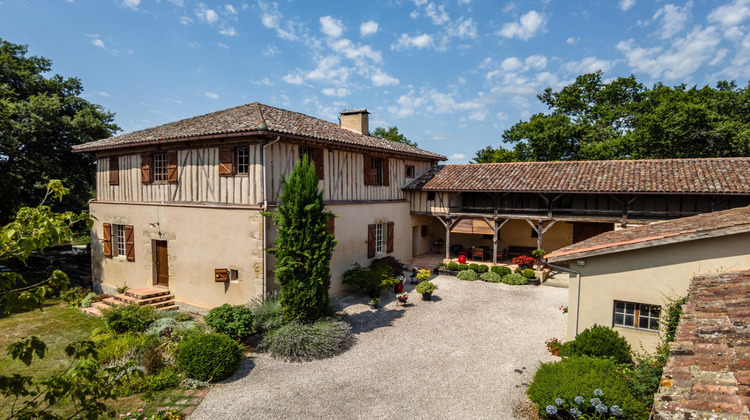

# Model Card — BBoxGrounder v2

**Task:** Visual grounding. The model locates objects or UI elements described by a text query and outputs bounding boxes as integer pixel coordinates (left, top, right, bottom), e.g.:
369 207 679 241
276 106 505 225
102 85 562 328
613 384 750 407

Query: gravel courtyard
190 275 568 419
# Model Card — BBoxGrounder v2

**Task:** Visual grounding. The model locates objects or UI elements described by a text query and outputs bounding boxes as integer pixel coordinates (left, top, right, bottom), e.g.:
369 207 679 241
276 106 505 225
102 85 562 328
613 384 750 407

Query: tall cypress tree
265 155 336 323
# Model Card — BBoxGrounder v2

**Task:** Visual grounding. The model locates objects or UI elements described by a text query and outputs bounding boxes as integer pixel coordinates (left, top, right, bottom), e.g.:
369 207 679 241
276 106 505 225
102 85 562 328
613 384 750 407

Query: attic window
406 165 415 178
299 146 325 180
427 191 436 201
153 153 168 182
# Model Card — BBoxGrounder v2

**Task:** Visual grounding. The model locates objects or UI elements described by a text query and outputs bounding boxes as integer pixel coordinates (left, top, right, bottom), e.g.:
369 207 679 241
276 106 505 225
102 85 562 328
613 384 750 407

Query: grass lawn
0 299 197 418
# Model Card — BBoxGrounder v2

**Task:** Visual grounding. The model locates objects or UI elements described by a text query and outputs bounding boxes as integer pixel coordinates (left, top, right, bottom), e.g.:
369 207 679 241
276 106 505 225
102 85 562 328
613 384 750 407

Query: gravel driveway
190 275 567 419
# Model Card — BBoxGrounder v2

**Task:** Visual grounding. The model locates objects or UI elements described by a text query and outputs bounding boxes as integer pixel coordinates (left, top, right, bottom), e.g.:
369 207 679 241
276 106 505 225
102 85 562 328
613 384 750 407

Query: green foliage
456 270 478 281
480 272 502 283
415 280 436 294
502 273 528 285
0 39 119 223
371 256 407 276
559 324 633 365
475 72 750 163
60 287 90 308
154 309 192 322
661 296 686 346
176 333 243 382
447 262 459 271
80 292 97 308
343 262 396 292
250 293 285 333
476 264 489 273
468 263 479 271
101 304 157 333
118 366 180 396
458 263 468 271
527 356 648 420
145 317 196 338
204 304 254 341
522 268 536 279
95 332 151 365
372 126 417 147
261 318 353 362
415 268 431 281
621 352 666 411
491 265 512 276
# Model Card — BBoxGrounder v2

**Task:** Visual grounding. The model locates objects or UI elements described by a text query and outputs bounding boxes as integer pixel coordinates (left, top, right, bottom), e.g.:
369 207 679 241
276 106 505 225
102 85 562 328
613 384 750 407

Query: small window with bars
153 153 168 182
613 301 660 331
236 147 249 174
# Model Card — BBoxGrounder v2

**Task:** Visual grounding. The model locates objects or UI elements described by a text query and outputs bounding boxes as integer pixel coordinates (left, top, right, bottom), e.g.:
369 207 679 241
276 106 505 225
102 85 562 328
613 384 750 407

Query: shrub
522 268 536 279
492 266 511 276
502 273 527 285
456 270 477 281
415 268 432 281
154 310 192 322
343 263 395 293
177 333 243 382
261 318 353 362
621 352 666 411
447 262 459 271
204 304 254 341
96 332 151 364
476 265 489 273
458 263 469 271
60 287 89 308
559 324 633 364
437 262 446 269
415 280 436 294
480 272 502 283
101 304 157 333
80 292 98 308
146 317 196 337
250 293 285 333
371 256 407 276
527 356 648 419
468 263 479 271
118 366 181 396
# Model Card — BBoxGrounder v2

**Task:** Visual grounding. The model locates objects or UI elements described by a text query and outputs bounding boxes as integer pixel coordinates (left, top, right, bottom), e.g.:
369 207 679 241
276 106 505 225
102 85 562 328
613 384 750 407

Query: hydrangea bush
543 389 624 419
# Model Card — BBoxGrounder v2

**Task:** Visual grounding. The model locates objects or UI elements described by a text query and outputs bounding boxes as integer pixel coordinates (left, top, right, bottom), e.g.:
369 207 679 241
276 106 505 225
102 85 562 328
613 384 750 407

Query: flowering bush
416 268 432 281
119 407 183 419
512 255 536 268
545 338 562 354
396 291 409 301
543 389 624 419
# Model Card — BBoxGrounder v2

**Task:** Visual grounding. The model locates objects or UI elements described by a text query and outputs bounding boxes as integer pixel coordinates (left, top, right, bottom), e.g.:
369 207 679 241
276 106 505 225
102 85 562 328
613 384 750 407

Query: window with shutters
613 301 660 331
236 147 249 174
109 157 119 185
367 220 394 258
368 157 384 185
113 225 126 257
153 153 168 182
103 223 135 262
299 146 324 179
375 223 384 254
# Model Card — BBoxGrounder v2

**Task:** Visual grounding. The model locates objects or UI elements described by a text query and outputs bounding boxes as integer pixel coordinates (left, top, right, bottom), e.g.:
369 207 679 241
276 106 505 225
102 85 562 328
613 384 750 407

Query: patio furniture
506 246 536 259
471 247 485 261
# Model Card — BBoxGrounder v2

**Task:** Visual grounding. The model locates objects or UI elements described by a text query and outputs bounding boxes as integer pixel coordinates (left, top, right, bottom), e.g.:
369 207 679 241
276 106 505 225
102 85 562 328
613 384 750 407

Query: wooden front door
573 222 614 243
154 240 169 287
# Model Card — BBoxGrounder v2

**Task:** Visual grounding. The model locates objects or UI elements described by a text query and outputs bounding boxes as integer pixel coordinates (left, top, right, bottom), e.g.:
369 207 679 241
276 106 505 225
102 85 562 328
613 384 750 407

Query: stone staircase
83 287 177 316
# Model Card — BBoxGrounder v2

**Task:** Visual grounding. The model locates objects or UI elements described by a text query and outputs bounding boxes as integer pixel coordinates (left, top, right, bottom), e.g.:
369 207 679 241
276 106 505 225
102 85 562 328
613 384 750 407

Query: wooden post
436 216 462 261
526 219 556 269
483 217 508 265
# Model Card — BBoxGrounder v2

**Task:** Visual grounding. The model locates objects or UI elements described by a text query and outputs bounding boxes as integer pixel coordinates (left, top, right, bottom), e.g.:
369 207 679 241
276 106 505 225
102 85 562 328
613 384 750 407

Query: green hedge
480 272 502 283
456 269 478 281
177 333 243 382
204 304 254 341
559 324 633 365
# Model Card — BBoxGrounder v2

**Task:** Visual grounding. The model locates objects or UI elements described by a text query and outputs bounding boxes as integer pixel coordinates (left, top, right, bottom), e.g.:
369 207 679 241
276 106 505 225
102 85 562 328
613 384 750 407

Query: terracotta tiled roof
652 270 750 419
403 159 750 194
72 102 445 160
546 206 750 262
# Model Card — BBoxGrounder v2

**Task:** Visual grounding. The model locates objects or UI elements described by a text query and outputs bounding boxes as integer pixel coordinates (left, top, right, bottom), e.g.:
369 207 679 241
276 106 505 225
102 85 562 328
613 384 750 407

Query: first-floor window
367 221 394 258
102 223 135 262
375 223 385 254
613 301 660 331
113 224 126 257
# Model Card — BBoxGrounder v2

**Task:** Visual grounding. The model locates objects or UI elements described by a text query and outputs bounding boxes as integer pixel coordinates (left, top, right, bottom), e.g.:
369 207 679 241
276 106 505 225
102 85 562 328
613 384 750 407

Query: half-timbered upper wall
96 140 433 206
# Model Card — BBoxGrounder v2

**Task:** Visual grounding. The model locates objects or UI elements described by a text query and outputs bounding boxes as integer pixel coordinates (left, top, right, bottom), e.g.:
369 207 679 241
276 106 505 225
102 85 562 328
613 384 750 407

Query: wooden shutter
311 147 325 180
367 224 376 258
215 268 229 282
387 221 394 253
102 223 112 258
141 153 152 184
218 146 233 176
167 151 178 184
124 225 135 262
109 157 119 185
382 158 390 186
326 215 335 236
363 156 372 185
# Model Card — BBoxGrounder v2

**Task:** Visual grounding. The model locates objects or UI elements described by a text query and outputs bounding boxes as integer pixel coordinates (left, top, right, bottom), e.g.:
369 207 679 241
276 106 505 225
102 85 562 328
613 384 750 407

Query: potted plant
545 337 562 356
416 280 436 301
396 291 409 304
512 255 536 270
394 276 405 293
369 297 380 309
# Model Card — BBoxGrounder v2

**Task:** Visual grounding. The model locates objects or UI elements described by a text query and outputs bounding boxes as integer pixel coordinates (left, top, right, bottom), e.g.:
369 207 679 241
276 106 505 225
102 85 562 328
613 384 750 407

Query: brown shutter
363 155 372 185
215 268 229 282
311 148 325 180
102 223 112 258
109 157 119 185
387 221 394 253
124 225 135 262
382 158 390 186
326 215 335 236
367 224 376 258
218 146 233 176
141 153 152 184
167 151 178 184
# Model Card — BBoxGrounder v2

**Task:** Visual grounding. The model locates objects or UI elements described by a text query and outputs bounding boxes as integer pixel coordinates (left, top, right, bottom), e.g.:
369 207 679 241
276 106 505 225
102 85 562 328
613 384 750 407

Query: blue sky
2 0 749 163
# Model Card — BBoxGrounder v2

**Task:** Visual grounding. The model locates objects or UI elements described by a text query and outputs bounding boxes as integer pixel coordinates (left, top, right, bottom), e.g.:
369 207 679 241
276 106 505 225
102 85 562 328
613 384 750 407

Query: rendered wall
90 202 264 310
567 232 750 352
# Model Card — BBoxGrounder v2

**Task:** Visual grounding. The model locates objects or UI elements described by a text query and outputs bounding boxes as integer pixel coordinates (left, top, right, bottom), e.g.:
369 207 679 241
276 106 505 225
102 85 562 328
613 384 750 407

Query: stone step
114 293 175 306
157 304 179 312
91 301 111 311
125 287 171 299
82 305 103 316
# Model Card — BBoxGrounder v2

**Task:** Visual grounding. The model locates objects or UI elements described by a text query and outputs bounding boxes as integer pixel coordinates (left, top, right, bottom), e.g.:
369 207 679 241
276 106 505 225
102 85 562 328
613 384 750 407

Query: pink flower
138 409 143 413
120 415 125 419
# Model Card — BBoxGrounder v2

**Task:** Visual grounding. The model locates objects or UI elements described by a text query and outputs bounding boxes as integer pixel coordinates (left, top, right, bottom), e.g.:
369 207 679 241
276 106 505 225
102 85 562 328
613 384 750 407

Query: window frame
114 224 126 257
405 165 415 178
236 146 250 175
613 300 660 332
152 152 168 182
375 222 385 255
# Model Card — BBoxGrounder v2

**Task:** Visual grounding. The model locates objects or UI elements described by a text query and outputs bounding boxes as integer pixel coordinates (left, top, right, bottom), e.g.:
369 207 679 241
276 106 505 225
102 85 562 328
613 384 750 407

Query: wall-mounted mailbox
215 268 229 282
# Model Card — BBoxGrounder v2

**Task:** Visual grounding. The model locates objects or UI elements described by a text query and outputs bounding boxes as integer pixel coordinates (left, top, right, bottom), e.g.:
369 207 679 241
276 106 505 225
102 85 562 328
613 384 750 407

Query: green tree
264 156 337 323
0 39 119 223
372 126 418 147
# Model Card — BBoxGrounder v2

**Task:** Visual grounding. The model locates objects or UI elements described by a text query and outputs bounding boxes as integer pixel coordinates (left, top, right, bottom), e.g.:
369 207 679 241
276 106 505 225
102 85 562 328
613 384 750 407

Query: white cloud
565 56 613 74
448 17 477 39
496 112 509 121
388 91 427 117
501 57 523 71
360 20 378 37
566 37 578 44
179 16 193 25
392 33 434 50
225 4 237 15
92 38 105 48
330 39 382 62
123 0 140 9
449 153 466 159
219 26 237 36
217 42 230 49
616 26 721 79
708 0 750 40
619 0 635 12
258 0 298 41
425 2 450 25
283 74 304 85
95 91 109 97
710 48 729 65
306 55 351 83
263 45 280 56
498 10 546 40
320 16 344 38
204 92 219 99
371 70 399 86
653 3 691 39
525 55 547 69
322 87 350 97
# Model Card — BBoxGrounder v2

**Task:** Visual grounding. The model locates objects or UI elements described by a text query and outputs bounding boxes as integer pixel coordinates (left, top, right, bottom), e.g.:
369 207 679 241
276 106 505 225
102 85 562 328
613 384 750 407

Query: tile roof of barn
652 270 750 419
403 159 750 194
72 102 445 160
546 206 750 262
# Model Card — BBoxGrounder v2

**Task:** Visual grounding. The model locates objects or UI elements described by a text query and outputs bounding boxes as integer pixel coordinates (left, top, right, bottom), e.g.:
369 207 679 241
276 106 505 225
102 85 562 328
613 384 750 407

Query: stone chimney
340 109 369 135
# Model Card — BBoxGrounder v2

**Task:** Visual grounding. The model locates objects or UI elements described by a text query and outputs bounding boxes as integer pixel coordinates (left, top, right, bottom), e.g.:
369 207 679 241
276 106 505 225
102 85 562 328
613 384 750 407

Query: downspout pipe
261 136 281 298
547 262 582 337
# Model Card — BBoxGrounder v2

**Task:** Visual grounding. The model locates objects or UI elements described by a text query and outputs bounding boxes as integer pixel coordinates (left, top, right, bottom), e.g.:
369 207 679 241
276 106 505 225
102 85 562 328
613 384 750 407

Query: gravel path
190 276 567 419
